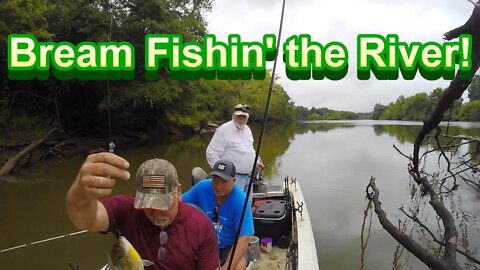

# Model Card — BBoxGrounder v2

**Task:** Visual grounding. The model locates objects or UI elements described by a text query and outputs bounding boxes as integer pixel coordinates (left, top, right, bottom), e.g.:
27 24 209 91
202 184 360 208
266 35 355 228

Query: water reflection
0 120 478 269
373 121 480 146
295 121 356 135
359 200 372 270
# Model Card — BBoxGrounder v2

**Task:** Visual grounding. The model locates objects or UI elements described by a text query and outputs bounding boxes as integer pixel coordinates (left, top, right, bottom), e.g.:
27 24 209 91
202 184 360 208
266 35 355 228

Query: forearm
223 236 251 269
66 174 103 231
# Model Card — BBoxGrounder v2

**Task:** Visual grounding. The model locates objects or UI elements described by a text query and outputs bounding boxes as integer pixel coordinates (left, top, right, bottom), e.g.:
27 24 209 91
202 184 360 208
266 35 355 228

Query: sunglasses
213 206 219 224
157 231 168 261
212 206 223 235
234 104 250 113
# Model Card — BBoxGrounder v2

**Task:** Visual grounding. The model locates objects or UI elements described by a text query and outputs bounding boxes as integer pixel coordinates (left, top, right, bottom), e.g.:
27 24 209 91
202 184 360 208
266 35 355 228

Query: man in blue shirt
183 159 254 270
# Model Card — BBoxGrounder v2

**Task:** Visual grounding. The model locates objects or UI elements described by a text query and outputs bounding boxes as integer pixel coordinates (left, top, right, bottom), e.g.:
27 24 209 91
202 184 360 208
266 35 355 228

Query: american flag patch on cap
143 175 166 188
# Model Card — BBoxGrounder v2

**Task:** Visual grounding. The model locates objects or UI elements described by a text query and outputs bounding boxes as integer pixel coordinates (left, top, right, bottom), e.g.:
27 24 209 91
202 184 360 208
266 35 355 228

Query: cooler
253 199 290 246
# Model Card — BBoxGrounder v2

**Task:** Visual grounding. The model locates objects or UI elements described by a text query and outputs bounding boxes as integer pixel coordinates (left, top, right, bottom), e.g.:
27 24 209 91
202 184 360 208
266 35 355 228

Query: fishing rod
0 230 88 254
226 0 287 268
107 2 115 154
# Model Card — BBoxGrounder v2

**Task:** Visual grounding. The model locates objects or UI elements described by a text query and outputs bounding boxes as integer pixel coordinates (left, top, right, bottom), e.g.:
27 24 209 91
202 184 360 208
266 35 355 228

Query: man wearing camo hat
66 152 219 270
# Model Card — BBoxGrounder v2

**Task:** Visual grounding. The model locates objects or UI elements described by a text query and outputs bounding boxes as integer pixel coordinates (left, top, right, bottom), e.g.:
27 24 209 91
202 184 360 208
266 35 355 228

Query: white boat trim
289 179 319 269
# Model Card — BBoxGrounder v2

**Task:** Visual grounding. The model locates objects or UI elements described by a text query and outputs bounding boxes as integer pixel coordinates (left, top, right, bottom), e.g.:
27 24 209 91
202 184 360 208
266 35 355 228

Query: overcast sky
205 0 478 112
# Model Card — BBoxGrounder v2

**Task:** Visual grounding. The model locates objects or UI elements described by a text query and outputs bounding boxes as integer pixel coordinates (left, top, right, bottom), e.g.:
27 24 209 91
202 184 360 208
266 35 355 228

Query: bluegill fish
102 234 154 270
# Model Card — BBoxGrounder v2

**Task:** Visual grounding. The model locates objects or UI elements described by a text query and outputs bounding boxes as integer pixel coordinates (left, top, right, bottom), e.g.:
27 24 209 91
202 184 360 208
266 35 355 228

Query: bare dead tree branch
440 134 480 144
459 175 480 189
366 177 457 270
400 207 480 265
395 5 480 268
433 127 458 190
413 4 480 178
366 5 480 270
408 166 460 267
393 144 413 162
399 207 443 244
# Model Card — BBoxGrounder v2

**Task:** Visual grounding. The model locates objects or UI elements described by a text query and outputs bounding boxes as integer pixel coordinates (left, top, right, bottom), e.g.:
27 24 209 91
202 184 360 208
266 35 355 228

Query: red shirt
101 195 219 270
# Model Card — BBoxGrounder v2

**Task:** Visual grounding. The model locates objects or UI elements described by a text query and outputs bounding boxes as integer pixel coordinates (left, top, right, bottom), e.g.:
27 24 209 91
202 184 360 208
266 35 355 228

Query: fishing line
0 230 88 254
107 7 115 154
1 5 116 257
227 0 287 268
263 151 302 168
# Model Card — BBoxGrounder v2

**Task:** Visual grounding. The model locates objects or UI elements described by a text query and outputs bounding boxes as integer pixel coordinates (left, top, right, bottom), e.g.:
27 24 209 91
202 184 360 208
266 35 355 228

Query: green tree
406 92 429 120
371 103 387 120
373 90 456 121
1 0 217 136
457 100 480 121
0 0 52 127
295 106 310 120
428 88 443 108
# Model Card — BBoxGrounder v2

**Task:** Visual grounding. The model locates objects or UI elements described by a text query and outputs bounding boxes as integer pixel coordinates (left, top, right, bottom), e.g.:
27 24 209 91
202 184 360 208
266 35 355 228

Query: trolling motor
252 168 268 195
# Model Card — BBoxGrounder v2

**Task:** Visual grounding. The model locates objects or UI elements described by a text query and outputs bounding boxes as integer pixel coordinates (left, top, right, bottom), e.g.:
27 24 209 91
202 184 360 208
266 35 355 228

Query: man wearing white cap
66 152 219 270
206 104 265 194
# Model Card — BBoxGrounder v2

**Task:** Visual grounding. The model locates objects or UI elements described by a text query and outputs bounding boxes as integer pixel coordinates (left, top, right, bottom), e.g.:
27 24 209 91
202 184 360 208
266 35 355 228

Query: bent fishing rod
226 0 287 269
0 230 88 254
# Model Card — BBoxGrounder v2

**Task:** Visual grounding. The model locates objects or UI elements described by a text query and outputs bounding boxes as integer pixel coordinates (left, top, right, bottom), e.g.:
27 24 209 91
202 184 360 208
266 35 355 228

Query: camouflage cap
133 158 179 210
233 104 249 117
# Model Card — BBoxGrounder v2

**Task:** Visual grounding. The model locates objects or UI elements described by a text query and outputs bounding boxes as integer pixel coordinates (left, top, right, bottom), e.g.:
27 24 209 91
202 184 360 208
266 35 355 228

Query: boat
249 172 319 270
100 170 319 270
194 168 319 269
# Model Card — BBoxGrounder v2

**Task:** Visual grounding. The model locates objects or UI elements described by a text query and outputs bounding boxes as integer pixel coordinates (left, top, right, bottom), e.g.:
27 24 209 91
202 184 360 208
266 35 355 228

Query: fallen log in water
0 127 57 177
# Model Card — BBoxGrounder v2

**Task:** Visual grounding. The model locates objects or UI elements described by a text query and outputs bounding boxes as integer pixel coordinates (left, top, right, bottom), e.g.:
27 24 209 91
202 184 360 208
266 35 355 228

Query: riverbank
0 126 151 177
0 120 221 177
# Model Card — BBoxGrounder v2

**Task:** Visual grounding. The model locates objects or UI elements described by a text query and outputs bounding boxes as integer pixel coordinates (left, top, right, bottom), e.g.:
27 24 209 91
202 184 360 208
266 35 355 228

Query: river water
0 120 479 269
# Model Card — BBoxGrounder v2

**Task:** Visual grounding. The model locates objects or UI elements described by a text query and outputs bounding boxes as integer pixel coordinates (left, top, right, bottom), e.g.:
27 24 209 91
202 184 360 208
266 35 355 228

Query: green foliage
456 100 480 121
308 113 322 120
371 87 474 121
446 99 463 121
1 0 359 135
295 106 310 120
371 103 387 120
298 107 358 120
0 0 51 42
311 111 357 120
0 0 52 125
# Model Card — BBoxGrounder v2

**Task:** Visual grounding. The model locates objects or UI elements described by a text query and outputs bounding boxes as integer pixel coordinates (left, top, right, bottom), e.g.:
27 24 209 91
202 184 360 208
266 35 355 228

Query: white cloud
205 0 477 112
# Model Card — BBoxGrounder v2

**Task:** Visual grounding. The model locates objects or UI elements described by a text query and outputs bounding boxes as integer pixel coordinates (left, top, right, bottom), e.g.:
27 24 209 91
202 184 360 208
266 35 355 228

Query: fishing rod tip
108 142 115 153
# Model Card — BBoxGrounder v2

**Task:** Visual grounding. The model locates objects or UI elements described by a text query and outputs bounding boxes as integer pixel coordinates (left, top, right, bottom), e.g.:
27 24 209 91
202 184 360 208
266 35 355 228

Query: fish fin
142 259 154 266
68 263 80 270
106 253 114 270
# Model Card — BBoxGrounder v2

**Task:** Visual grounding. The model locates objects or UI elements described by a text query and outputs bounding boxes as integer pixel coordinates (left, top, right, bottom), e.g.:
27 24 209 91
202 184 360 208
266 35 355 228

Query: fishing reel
252 168 264 183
